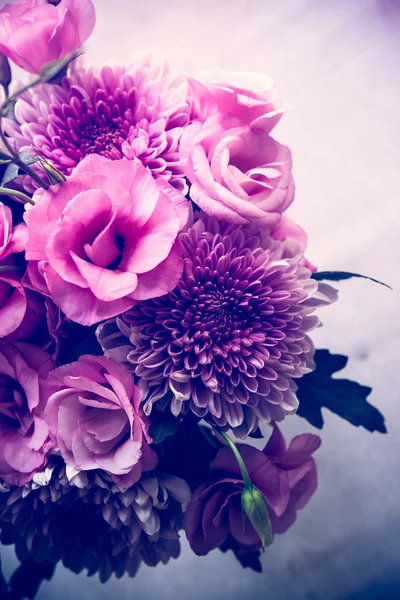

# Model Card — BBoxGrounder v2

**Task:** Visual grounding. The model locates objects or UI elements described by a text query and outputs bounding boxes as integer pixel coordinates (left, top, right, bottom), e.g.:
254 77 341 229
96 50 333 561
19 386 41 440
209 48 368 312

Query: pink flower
0 341 54 486
270 214 317 272
24 155 189 326
44 355 158 491
0 202 45 341
0 0 95 74
187 68 284 127
180 81 294 228
184 425 321 555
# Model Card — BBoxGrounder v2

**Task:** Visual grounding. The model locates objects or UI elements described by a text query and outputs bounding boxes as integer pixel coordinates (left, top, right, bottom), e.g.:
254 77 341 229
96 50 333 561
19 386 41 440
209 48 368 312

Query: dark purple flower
0 456 191 581
184 424 321 555
4 55 190 193
98 217 337 437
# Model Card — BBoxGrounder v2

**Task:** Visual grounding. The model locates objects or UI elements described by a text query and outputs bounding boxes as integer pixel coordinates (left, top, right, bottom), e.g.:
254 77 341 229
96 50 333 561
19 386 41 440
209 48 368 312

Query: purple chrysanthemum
5 55 189 193
98 217 337 437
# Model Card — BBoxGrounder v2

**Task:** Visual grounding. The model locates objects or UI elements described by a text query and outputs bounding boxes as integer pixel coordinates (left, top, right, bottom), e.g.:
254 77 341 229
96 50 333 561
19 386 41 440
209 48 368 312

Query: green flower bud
242 484 273 549
39 159 66 185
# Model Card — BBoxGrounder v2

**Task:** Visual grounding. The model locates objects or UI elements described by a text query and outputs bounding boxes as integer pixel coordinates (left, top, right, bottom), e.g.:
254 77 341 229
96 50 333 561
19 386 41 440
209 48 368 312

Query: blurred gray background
2 0 400 598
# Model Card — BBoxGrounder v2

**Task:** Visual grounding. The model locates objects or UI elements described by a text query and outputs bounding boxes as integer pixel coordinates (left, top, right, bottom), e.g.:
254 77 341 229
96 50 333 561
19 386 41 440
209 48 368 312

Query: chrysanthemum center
80 123 127 160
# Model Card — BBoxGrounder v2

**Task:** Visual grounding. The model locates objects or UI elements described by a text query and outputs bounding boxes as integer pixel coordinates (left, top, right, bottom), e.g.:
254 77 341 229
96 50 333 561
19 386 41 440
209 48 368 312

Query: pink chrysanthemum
98 217 337 437
5 55 190 193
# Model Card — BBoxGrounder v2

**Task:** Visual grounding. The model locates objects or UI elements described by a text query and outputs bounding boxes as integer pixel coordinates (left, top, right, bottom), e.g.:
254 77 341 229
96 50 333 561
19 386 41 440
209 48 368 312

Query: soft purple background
1 0 400 598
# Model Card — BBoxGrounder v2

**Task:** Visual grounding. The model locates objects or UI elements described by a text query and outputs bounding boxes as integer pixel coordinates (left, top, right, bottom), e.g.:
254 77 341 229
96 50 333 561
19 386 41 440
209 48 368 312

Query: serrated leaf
248 426 263 439
296 349 386 433
311 271 392 290
9 558 55 600
149 418 179 444
1 162 19 186
19 151 37 166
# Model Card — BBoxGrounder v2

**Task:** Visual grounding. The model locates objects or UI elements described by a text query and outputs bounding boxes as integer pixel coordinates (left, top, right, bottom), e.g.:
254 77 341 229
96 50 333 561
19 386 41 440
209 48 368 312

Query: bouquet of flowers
0 0 389 593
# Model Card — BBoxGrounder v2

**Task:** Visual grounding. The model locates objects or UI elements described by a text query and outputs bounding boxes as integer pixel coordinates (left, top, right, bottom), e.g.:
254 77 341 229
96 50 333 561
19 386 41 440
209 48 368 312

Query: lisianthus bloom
98 217 337 437
0 457 191 581
0 341 54 486
0 0 95 74
4 55 190 193
0 203 45 341
180 68 293 227
24 154 188 326
187 67 284 127
184 425 321 555
44 355 158 491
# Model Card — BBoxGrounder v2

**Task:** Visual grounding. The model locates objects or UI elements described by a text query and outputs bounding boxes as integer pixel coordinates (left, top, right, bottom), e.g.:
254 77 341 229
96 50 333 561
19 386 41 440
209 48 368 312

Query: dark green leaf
18 152 37 166
0 554 9 600
9 558 55 600
296 349 386 433
311 271 392 290
248 426 263 439
149 418 179 444
1 163 19 186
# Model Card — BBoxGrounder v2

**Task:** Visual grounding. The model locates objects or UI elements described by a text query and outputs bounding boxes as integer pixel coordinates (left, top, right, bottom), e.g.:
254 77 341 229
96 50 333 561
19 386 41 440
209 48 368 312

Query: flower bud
0 53 11 89
39 158 66 185
241 484 273 548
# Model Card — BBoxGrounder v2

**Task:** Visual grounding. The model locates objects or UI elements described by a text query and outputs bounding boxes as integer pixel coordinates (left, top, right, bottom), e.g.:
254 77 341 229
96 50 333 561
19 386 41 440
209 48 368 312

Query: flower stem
218 430 252 487
0 75 49 190
0 187 35 205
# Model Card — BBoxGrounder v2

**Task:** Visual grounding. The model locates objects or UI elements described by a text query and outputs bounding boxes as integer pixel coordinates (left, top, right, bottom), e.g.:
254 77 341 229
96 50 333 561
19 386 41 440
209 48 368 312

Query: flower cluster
0 0 361 585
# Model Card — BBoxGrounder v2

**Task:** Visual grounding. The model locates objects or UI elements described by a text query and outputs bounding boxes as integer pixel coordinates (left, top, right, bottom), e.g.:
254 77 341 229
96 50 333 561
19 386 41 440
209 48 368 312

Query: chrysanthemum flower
98 217 337 437
0 457 190 581
4 55 189 193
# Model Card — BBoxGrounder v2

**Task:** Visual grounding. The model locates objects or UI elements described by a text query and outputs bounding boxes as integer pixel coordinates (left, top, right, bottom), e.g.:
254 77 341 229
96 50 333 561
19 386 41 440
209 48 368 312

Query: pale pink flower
181 72 293 226
44 355 158 491
0 0 95 74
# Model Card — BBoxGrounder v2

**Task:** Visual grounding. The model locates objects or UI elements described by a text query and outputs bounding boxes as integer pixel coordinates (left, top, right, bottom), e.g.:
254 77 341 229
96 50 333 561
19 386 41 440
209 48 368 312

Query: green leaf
296 349 386 433
311 271 392 290
149 418 179 444
19 151 37 166
1 162 19 187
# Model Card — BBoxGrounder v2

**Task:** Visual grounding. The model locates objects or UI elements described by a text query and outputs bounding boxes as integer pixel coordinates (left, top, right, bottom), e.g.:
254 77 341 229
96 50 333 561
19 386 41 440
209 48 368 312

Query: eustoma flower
0 0 95 74
184 425 321 555
24 155 188 326
180 69 294 226
4 56 190 193
0 341 54 486
44 355 158 490
98 216 337 437
0 203 44 341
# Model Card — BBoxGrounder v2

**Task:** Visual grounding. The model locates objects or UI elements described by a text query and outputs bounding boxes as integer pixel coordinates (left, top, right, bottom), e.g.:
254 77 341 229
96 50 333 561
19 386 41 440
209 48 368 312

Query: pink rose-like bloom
24 155 189 326
180 80 294 226
45 355 158 491
187 68 284 127
184 425 321 555
271 214 317 272
0 341 54 486
0 0 95 74
0 203 45 341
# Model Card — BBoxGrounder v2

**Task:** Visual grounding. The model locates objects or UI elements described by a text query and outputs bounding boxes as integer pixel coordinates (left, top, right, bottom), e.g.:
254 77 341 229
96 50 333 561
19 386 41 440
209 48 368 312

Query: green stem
0 187 35 205
218 430 252 487
0 76 49 190
0 264 23 274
